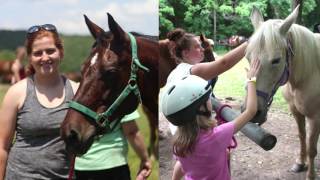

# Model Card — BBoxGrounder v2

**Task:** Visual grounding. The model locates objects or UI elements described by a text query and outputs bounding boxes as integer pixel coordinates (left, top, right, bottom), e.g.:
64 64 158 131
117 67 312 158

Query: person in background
11 46 26 84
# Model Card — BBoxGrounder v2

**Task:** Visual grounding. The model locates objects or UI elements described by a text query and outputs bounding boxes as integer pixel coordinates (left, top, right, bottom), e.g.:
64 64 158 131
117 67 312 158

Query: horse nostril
67 129 79 144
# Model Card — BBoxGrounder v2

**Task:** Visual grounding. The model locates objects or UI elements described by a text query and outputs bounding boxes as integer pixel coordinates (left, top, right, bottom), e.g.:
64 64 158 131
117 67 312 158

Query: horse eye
271 58 280 64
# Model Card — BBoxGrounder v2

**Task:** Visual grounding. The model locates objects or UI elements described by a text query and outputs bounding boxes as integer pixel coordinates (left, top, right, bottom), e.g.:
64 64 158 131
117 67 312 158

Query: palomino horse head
244 6 299 125
61 13 158 155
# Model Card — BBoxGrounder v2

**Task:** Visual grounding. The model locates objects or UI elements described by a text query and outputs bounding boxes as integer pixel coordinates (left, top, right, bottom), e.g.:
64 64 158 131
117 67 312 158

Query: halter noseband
68 32 149 132
256 39 294 107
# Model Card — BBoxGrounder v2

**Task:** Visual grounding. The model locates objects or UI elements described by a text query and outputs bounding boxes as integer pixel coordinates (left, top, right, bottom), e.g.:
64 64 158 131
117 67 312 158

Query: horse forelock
246 20 287 62
247 18 320 87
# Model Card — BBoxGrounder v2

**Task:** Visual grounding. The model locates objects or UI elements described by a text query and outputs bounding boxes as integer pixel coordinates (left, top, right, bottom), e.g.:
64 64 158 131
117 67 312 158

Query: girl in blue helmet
161 59 260 180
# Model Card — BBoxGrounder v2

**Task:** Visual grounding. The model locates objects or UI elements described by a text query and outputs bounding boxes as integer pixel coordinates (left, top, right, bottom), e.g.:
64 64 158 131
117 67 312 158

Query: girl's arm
233 59 260 133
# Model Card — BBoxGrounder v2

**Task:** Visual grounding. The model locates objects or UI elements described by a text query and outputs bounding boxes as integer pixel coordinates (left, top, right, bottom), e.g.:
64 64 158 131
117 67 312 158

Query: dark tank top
5 76 74 180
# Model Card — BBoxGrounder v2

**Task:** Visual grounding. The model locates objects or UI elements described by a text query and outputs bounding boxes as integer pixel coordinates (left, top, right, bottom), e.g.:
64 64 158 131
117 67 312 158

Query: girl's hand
245 59 260 79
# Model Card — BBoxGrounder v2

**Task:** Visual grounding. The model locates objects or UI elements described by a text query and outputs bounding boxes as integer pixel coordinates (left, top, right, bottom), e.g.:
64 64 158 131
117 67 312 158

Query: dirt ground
159 98 320 180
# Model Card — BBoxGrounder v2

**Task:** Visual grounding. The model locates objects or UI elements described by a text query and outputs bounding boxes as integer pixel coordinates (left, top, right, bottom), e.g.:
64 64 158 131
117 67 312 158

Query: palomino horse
246 5 320 180
60 13 158 157
159 34 216 88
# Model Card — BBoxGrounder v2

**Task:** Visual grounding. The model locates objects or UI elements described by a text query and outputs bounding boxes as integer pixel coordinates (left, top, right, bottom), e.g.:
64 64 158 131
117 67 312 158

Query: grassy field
0 85 158 180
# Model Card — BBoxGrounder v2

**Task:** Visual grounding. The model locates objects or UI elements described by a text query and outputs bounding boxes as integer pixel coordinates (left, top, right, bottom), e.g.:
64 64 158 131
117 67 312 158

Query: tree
159 0 318 43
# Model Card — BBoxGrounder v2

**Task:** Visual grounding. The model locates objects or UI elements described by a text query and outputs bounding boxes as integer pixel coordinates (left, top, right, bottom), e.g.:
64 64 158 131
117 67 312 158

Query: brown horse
60 13 159 157
0 60 13 83
159 34 216 88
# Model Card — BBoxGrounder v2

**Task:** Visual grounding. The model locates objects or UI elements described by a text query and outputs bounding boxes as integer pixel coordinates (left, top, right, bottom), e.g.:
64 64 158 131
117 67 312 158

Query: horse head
244 5 299 125
199 33 215 63
60 13 156 155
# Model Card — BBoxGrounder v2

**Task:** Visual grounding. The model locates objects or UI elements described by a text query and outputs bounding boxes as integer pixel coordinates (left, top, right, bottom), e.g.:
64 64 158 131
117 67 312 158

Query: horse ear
107 13 126 42
200 33 205 42
250 6 264 31
84 15 105 39
279 5 299 36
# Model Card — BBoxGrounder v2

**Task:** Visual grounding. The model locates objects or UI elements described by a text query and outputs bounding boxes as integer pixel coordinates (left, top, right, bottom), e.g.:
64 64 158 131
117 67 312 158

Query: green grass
0 85 158 180
0 49 15 60
213 56 289 112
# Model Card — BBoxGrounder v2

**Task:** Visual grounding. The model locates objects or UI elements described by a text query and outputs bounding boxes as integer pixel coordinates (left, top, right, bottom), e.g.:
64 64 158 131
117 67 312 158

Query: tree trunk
213 9 217 42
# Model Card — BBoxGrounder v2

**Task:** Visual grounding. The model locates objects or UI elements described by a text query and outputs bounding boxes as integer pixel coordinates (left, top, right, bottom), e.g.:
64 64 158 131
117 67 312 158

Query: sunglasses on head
27 24 57 35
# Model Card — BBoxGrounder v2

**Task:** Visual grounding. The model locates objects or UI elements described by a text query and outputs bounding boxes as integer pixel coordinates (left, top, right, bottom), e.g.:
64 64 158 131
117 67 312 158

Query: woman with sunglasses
0 24 79 179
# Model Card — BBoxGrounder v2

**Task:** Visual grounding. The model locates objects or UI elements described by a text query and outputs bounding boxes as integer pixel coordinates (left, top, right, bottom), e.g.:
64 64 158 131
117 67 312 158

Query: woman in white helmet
161 59 260 180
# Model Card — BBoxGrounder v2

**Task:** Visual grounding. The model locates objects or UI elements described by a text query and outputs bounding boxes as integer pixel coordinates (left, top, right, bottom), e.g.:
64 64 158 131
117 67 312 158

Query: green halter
69 32 149 132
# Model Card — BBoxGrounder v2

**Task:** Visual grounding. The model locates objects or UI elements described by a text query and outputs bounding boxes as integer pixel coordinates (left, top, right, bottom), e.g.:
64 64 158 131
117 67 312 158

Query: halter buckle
97 114 111 132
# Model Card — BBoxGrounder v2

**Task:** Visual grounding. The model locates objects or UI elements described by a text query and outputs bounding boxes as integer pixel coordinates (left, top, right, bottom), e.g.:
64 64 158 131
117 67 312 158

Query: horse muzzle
241 105 268 125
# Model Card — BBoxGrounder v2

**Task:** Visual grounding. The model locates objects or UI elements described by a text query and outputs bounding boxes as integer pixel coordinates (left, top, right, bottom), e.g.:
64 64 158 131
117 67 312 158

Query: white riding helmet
161 75 212 126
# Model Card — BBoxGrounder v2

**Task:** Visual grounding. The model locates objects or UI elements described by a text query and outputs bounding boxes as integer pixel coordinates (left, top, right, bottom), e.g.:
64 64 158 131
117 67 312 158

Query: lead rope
68 155 75 180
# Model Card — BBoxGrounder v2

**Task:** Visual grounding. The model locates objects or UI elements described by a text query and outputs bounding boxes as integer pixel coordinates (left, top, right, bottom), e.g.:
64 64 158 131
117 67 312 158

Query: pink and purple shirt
177 122 235 180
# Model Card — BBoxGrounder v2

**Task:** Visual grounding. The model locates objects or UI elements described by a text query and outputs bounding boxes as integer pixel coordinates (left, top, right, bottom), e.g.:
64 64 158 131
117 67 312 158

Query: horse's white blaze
90 53 98 66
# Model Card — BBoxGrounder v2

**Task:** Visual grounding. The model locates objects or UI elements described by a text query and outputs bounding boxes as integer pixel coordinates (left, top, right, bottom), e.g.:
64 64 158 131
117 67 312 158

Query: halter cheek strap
256 38 294 107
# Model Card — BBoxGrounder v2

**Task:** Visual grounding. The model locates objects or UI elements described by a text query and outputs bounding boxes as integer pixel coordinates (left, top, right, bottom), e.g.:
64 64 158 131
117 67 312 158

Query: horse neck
288 25 320 87
135 38 159 101
136 38 158 70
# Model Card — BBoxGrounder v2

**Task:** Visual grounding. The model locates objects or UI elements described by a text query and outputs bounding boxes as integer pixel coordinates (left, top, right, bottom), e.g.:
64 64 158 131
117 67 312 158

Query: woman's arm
122 121 152 180
0 84 22 179
191 42 248 80
233 59 260 133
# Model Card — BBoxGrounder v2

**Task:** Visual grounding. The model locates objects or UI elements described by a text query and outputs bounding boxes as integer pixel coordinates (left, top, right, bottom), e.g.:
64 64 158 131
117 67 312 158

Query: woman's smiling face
30 36 61 76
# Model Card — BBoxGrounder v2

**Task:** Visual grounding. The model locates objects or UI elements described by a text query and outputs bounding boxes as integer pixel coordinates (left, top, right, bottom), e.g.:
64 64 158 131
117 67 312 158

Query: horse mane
246 19 320 85
289 24 320 84
130 32 158 42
